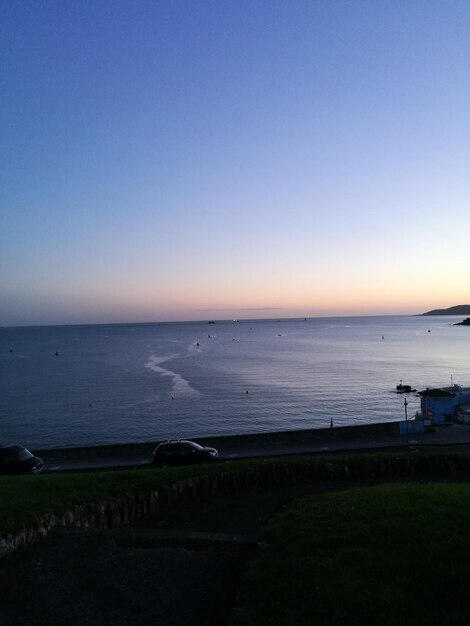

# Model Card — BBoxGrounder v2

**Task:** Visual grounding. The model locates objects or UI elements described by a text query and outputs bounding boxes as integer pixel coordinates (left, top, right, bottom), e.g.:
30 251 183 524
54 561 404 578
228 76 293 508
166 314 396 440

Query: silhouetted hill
455 318 470 326
422 304 470 316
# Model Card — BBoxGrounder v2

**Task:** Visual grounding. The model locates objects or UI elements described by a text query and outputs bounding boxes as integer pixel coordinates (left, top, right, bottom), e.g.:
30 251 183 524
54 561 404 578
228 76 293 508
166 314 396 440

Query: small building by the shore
418 385 470 425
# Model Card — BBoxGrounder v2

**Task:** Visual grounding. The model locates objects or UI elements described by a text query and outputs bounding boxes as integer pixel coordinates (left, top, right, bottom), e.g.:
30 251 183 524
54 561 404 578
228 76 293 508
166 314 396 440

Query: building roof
418 388 456 398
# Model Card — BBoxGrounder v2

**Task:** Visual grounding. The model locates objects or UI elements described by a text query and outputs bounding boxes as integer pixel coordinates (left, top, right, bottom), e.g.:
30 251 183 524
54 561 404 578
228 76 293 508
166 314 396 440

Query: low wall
198 421 401 450
2 452 469 560
33 421 401 462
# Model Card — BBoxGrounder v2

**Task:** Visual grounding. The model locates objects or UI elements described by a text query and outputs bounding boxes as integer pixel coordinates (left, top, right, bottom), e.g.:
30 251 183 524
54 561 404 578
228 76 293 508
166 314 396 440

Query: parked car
0 444 44 474
152 439 218 467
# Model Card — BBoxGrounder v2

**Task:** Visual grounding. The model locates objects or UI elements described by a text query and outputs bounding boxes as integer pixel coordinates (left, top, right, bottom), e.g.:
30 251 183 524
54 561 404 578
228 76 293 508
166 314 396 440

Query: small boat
396 383 416 393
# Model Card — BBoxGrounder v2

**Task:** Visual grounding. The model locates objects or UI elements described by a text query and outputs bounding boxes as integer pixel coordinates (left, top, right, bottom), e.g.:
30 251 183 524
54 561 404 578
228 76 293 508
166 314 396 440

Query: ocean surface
1 316 470 450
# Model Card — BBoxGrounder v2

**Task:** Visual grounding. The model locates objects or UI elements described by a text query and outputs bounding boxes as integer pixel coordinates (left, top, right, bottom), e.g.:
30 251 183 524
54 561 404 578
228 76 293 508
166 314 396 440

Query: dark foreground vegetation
0 460 238 536
3 454 470 625
0 452 453 535
239 483 470 626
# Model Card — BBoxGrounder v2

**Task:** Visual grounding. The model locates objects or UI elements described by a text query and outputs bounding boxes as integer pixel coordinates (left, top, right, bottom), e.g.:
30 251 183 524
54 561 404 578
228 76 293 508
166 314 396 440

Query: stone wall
2 454 470 560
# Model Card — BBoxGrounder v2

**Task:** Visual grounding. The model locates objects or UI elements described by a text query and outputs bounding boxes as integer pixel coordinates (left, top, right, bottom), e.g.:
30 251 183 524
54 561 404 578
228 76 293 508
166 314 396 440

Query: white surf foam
145 354 200 398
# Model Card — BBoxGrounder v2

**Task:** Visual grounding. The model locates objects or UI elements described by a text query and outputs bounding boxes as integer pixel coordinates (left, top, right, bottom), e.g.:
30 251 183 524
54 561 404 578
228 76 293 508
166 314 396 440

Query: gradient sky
1 1 469 326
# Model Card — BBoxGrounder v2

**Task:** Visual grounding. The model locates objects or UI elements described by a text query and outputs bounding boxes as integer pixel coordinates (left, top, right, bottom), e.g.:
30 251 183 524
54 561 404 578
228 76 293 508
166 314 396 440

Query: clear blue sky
1 0 469 325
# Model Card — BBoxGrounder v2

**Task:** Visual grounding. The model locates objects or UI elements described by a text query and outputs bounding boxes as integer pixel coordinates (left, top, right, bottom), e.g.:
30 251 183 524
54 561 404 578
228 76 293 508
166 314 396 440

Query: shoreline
28 419 470 473
32 421 402 462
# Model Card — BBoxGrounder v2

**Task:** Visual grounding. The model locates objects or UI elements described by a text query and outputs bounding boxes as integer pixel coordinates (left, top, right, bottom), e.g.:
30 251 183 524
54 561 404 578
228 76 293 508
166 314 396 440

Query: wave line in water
145 354 200 398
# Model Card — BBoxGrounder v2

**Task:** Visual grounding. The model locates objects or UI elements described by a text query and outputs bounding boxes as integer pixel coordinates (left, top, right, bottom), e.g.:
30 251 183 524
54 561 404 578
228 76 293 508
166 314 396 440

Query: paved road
42 423 470 473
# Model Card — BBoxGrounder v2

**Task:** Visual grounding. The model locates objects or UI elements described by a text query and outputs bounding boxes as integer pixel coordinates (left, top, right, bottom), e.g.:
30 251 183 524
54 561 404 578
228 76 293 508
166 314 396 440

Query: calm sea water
1 316 469 449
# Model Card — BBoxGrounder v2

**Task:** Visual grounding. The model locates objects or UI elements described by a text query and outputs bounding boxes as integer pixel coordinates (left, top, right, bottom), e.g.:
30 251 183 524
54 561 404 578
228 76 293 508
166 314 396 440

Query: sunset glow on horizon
1 1 469 327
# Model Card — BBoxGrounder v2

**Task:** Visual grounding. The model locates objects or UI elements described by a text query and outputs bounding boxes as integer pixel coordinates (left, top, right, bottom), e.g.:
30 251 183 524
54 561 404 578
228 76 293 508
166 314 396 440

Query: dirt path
0 484 334 626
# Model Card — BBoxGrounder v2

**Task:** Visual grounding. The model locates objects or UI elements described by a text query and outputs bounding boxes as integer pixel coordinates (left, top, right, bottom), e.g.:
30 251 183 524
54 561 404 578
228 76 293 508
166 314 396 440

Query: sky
1 0 469 326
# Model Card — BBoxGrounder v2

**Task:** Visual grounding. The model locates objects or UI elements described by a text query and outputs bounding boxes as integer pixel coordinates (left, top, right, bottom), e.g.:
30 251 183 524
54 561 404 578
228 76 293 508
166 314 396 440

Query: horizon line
1 311 433 329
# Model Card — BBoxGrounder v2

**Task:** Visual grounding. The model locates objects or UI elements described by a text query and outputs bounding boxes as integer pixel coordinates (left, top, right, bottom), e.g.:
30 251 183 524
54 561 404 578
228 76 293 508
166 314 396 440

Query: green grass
0 454 317 535
238 482 470 626
0 453 353 535
3 455 470 624
0 461 241 535
0 451 468 536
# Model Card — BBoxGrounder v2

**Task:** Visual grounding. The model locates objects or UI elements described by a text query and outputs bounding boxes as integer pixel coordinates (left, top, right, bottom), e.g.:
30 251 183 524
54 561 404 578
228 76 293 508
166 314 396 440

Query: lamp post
404 397 409 446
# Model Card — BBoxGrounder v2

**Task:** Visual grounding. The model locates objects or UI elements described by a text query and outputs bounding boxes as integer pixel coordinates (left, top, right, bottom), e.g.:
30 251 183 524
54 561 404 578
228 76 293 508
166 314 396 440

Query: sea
1 316 469 450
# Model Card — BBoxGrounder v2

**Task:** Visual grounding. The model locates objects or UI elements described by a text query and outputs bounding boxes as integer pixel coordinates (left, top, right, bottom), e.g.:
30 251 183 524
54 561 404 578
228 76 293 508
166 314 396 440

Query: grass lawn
0 453 352 535
0 453 321 535
239 483 470 626
0 452 468 537
0 461 239 535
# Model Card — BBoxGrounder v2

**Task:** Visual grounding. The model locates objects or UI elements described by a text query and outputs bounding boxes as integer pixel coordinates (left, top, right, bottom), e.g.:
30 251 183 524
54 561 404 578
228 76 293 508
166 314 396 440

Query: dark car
152 439 218 467
0 444 44 475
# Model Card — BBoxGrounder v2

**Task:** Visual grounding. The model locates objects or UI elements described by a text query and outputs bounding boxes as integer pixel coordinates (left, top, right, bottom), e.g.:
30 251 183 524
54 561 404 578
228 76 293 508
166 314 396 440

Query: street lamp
404 397 409 446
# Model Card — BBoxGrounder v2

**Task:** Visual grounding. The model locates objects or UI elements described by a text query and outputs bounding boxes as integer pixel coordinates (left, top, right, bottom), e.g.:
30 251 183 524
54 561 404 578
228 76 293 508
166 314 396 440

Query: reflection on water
1 315 469 448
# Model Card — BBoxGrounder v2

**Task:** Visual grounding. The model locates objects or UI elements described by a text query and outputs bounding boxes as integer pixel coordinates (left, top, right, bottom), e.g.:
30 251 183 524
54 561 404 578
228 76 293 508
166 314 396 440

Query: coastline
33 421 402 461
30 420 470 473
4 315 469 451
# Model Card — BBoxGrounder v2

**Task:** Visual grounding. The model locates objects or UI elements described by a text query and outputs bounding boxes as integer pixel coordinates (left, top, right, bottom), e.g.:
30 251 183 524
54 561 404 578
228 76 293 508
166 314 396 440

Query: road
40 423 470 473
